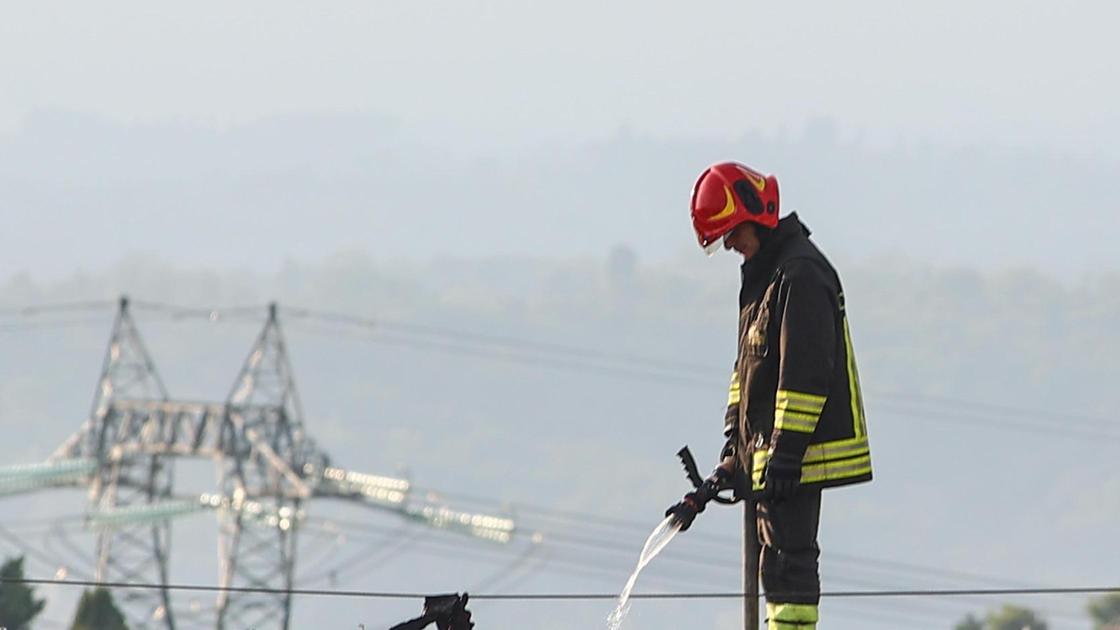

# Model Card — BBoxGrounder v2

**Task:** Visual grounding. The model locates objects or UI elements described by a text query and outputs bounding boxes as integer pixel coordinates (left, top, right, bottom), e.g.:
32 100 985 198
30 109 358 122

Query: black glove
664 491 705 531
761 452 802 503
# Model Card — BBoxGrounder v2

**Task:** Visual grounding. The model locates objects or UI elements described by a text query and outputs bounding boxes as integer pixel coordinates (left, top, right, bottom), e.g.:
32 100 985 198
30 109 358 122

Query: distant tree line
954 593 1120 630
1 555 128 630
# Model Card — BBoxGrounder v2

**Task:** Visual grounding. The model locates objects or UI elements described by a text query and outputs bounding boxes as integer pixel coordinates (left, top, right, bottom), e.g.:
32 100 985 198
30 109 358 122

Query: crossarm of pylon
404 504 516 544
87 493 305 531
87 499 205 530
0 458 97 496
232 414 313 499
310 465 410 508
49 426 89 461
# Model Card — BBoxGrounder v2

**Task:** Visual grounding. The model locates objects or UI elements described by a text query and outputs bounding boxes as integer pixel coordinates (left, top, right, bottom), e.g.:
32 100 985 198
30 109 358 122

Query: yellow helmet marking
709 186 737 221
745 172 766 192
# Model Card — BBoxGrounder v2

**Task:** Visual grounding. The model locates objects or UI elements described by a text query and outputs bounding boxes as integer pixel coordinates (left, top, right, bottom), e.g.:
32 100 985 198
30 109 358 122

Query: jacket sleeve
724 368 740 437
770 261 837 461
721 366 741 459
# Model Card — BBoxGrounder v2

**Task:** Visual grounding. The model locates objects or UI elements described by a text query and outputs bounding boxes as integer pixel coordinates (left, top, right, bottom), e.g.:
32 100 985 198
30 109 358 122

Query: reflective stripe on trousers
767 602 818 629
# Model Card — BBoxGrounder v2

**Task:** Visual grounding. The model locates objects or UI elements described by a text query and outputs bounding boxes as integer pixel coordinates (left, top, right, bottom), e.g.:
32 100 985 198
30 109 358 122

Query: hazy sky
2 1 1117 151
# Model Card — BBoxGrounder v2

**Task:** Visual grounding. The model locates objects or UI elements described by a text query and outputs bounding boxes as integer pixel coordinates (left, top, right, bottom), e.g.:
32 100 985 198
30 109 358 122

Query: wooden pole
744 499 760 629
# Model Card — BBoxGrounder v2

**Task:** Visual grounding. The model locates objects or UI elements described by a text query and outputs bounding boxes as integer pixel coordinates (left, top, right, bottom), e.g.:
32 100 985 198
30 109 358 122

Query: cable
286 307 715 375
4 298 1114 433
285 316 1120 440
0 300 115 317
289 321 710 387
0 524 94 582
289 320 1120 441
299 515 1089 624
129 300 265 321
287 305 1117 427
316 497 1064 602
2 297 1112 620
392 491 1062 592
0 576 1115 601
0 317 112 334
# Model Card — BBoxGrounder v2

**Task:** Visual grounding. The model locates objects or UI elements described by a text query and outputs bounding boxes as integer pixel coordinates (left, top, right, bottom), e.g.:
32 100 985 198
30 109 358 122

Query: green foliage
985 604 1047 630
70 588 128 630
953 605 1048 630
0 555 46 630
953 612 983 630
1088 592 1120 629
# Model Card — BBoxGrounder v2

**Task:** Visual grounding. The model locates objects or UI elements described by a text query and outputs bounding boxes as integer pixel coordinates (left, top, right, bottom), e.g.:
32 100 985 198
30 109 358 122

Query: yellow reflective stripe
751 450 768 488
767 602 819 625
773 409 818 433
751 443 872 489
769 619 817 628
775 390 826 415
802 436 869 463
727 372 741 406
842 315 867 439
801 455 872 484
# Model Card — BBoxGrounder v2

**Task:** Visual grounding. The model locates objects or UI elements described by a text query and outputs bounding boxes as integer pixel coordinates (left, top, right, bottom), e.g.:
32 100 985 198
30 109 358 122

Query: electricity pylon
216 303 325 629
52 296 177 628
13 296 514 630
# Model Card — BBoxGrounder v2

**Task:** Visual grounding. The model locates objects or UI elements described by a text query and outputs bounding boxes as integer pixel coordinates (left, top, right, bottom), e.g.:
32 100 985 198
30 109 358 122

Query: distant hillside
2 111 1118 278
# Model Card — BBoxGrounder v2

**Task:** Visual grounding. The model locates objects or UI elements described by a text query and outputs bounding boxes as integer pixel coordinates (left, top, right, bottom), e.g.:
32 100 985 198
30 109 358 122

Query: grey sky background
2 1 1117 150
2 1 1119 278
2 3 1119 630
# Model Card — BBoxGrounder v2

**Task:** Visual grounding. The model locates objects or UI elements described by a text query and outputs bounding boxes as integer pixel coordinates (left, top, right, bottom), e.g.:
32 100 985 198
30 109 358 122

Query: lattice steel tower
4 296 515 630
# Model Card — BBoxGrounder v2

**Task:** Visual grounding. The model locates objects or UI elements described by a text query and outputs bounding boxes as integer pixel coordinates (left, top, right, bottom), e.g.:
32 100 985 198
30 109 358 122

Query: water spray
606 446 749 629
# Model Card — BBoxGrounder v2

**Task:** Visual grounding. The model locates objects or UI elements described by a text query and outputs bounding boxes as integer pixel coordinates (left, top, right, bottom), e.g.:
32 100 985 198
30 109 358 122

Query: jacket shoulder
776 253 833 289
776 237 838 289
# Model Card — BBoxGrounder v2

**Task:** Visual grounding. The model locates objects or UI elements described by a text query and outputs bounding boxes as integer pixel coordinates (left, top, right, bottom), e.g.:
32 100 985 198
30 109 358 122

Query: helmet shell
690 162 780 251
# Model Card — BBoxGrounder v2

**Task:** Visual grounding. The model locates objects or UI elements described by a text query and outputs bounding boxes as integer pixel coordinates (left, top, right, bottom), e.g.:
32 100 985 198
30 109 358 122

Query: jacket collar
741 213 809 280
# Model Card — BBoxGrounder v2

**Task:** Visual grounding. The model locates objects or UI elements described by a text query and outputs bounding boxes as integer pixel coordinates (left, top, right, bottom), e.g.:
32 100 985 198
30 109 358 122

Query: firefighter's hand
762 453 802 503
664 491 705 531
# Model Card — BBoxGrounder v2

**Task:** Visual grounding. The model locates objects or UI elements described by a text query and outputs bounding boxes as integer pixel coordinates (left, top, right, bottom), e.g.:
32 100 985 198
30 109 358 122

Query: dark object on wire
388 593 474 630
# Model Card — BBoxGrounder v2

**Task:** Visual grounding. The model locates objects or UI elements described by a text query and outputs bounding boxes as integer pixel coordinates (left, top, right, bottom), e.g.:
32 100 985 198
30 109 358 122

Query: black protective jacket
725 214 872 490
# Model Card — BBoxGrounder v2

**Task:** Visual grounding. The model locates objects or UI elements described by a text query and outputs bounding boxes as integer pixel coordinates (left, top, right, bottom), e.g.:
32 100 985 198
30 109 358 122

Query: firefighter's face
723 222 761 260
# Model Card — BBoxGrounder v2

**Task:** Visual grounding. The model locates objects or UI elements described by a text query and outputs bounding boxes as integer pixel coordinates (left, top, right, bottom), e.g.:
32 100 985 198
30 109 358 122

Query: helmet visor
703 234 727 256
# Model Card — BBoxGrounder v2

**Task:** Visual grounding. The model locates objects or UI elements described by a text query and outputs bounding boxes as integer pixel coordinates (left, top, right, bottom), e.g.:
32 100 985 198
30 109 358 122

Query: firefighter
666 162 872 630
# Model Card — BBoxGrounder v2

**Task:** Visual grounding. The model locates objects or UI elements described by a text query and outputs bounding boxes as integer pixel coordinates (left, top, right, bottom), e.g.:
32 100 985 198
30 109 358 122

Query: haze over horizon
2 3 1117 629
4 1 1117 278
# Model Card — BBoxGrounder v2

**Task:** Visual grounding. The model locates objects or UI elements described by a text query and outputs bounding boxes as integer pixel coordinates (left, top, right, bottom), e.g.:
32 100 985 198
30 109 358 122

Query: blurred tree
985 604 1047 630
953 605 1049 630
953 612 983 630
0 556 46 630
70 588 128 630
1088 592 1120 630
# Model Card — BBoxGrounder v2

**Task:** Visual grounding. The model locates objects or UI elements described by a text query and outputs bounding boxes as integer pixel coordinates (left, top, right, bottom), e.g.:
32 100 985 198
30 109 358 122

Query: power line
304 514 1086 624
0 317 112 334
284 309 1119 434
318 486 1070 601
286 307 715 374
0 576 1115 601
129 300 265 321
4 298 1115 433
0 300 116 317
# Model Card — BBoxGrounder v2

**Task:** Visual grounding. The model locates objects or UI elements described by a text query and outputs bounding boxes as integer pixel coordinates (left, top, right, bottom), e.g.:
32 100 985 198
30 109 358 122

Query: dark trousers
757 488 822 605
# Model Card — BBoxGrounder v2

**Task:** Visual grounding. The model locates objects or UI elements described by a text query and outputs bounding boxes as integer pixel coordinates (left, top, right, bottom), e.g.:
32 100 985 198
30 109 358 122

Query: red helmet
690 162 780 254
